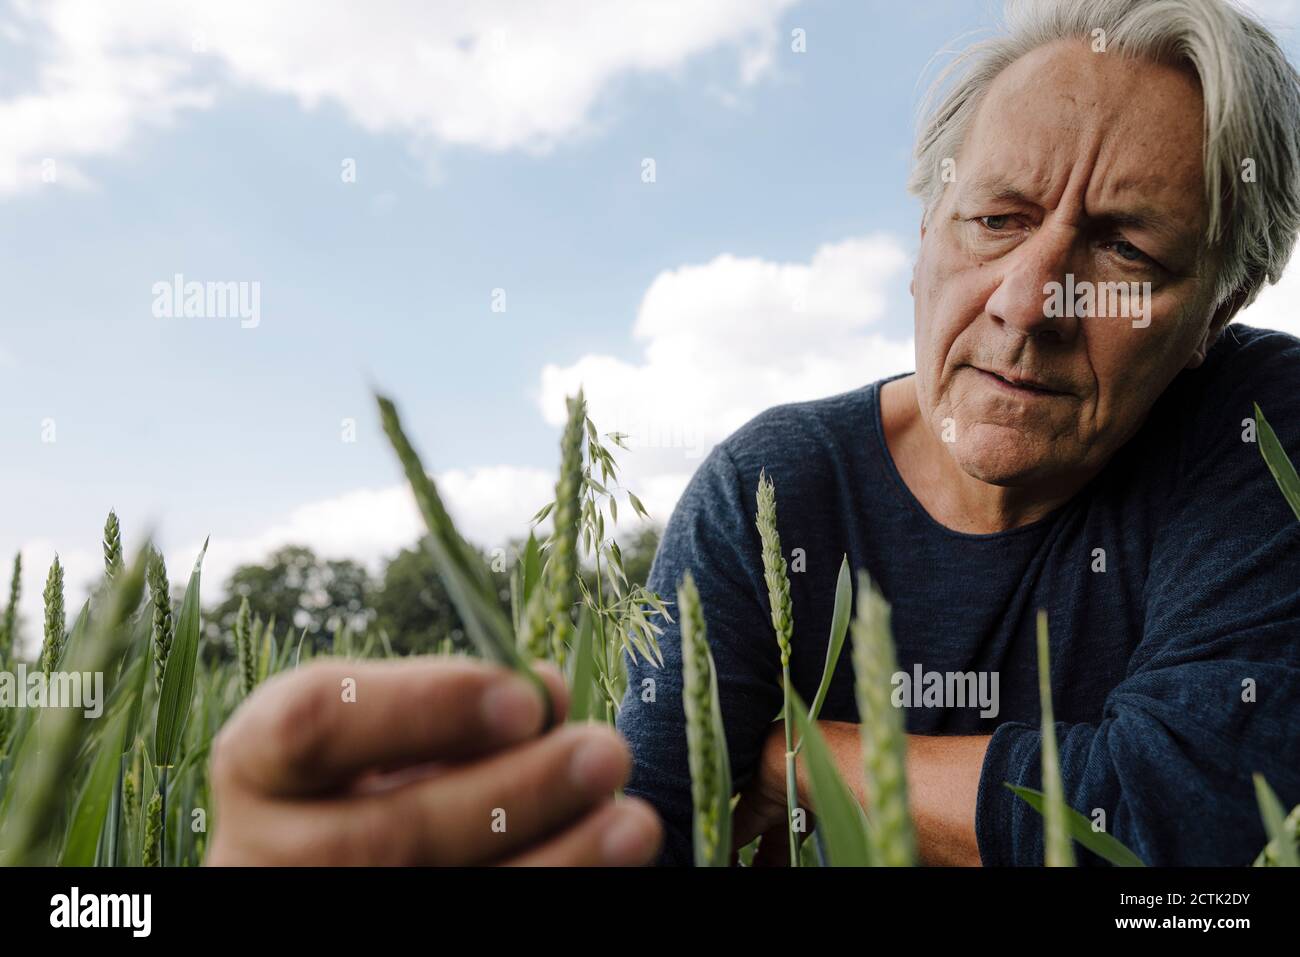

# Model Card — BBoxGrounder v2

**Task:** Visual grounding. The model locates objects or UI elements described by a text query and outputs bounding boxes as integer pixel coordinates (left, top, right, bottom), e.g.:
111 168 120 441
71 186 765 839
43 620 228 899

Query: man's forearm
801 722 991 866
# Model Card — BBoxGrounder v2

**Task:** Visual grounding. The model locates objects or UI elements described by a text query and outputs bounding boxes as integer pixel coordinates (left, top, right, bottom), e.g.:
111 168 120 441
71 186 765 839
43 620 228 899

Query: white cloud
0 0 798 195
537 235 917 488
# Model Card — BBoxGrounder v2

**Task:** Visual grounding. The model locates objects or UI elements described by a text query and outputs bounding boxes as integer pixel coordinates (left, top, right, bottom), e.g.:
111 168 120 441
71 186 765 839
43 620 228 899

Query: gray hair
907 0 1300 314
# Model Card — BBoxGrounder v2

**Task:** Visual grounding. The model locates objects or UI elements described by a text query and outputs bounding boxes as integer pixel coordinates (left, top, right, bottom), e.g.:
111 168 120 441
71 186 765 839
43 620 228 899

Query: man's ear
1186 284 1249 369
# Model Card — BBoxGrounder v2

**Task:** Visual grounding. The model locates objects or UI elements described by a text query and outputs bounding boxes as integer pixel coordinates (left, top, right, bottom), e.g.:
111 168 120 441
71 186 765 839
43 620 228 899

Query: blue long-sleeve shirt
616 322 1300 866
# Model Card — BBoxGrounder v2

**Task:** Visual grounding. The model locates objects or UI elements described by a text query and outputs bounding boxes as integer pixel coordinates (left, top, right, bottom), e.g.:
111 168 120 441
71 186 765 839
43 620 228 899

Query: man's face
913 39 1222 487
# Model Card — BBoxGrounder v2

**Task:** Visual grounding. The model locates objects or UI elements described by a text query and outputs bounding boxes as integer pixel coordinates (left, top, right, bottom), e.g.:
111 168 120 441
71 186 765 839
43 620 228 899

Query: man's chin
948 430 1061 487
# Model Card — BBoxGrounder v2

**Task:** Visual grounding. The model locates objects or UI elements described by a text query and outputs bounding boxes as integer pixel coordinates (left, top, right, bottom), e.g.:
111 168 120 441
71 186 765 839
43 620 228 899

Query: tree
204 545 374 657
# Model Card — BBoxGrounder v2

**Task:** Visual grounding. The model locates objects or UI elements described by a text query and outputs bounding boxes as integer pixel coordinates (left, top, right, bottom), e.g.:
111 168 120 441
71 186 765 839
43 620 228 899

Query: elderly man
209 0 1298 867
618 0 1300 866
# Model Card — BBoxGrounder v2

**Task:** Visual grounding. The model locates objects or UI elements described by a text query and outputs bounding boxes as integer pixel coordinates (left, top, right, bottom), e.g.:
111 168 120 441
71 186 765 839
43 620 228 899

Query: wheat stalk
1036 610 1075 866
852 571 916 866
755 470 800 865
40 555 65 675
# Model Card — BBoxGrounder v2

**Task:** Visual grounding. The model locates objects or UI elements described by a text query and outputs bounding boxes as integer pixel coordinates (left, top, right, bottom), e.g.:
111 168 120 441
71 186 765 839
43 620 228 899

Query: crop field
0 391 1296 868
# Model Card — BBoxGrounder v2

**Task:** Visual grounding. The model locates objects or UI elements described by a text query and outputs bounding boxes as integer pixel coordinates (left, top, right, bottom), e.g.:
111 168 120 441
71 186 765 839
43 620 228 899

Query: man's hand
206 657 663 866
732 720 990 866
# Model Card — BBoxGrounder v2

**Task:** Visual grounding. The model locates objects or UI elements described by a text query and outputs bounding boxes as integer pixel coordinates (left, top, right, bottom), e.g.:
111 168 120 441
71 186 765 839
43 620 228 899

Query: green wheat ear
852 571 916 866
147 548 174 693
142 787 163 867
679 571 733 867
103 509 124 581
755 470 799 865
548 389 586 668
41 554 66 675
235 597 256 698
755 471 794 667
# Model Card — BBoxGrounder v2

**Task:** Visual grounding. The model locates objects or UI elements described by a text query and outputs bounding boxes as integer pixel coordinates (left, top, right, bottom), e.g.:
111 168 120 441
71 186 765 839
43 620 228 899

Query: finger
502 797 663 866
215 657 567 797
393 722 633 864
365 662 569 778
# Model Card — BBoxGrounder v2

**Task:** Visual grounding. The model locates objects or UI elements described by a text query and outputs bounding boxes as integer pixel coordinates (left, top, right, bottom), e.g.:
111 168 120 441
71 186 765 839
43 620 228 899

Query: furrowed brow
1093 208 1185 244
956 176 1042 209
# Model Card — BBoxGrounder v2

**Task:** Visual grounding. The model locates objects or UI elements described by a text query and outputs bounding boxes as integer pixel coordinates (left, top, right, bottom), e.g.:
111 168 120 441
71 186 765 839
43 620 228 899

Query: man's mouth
970 366 1070 397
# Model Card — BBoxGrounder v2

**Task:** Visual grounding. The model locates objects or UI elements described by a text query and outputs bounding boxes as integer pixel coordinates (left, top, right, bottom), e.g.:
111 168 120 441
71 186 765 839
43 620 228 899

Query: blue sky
1 0 1298 636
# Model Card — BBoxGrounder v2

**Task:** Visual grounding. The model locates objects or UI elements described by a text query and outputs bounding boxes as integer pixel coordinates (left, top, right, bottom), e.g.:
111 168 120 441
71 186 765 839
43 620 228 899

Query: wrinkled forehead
955 40 1208 240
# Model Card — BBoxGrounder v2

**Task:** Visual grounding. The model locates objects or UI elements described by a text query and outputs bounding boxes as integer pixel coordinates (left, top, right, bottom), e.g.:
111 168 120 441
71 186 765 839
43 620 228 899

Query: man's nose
983 227 1080 345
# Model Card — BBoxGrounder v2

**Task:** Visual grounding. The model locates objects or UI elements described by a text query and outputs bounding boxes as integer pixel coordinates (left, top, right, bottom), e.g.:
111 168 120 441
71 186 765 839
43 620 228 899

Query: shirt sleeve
975 328 1300 866
615 442 782 866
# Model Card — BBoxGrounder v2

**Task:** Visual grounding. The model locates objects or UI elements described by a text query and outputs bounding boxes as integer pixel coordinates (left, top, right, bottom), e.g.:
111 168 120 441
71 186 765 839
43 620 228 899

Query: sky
1 0 1299 645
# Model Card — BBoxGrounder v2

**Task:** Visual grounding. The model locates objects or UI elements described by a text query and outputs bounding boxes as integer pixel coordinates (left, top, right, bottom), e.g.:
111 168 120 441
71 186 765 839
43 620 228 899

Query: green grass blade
154 539 207 768
568 608 596 723
119 614 153 755
1253 774 1300 867
790 688 872 866
1005 785 1145 866
62 599 91 666
61 708 129 866
1036 609 1075 866
522 532 542 604
1255 404 1300 522
808 555 853 722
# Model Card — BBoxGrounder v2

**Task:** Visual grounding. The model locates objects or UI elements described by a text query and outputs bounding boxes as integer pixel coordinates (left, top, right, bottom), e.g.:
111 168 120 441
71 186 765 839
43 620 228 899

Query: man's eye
1111 240 1145 262
1101 239 1159 267
979 215 1012 230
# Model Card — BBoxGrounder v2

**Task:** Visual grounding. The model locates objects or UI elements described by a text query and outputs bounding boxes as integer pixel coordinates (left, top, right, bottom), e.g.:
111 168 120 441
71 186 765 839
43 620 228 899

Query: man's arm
747 722 990 866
